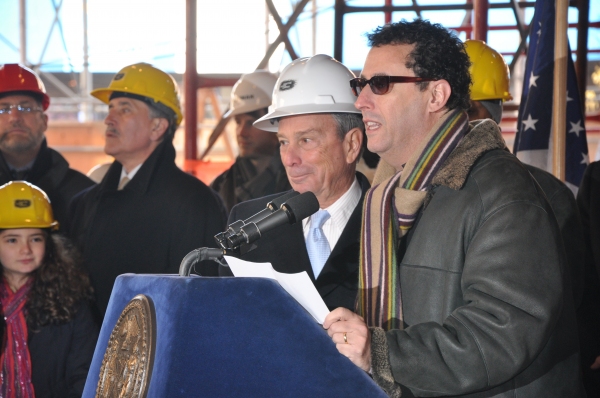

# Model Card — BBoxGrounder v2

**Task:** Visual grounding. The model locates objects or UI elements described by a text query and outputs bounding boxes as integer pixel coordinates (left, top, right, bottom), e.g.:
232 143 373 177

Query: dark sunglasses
350 76 435 96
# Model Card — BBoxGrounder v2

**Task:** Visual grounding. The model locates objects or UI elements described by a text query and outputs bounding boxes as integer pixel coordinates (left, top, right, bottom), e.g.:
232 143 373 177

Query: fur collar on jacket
433 118 507 190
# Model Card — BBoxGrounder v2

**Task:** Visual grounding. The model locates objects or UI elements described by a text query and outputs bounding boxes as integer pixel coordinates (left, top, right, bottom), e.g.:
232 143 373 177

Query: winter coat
371 120 583 397
210 153 291 213
576 160 600 396
29 303 98 398
0 139 95 231
68 140 227 321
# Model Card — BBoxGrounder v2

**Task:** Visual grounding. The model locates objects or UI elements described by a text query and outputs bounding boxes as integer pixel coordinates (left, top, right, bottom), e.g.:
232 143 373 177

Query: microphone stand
182 192 318 276
180 229 259 277
179 247 230 276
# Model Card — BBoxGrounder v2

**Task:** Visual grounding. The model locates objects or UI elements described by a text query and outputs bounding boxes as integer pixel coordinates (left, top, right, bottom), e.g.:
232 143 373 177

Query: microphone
214 191 300 249
227 191 319 249
245 190 300 224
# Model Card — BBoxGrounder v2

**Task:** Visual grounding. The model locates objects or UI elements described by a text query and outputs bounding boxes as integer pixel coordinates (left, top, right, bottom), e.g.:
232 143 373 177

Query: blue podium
83 274 387 397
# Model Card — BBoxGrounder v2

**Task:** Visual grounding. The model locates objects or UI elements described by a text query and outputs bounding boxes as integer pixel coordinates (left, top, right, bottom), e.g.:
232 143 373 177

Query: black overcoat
68 140 227 319
0 139 95 231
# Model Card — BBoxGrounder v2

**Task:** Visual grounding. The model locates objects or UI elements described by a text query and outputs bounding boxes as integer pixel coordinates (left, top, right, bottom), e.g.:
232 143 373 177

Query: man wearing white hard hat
211 70 291 212
220 54 370 311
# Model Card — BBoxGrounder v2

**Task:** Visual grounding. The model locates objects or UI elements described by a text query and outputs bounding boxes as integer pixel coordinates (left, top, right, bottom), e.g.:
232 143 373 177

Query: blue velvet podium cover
83 274 387 397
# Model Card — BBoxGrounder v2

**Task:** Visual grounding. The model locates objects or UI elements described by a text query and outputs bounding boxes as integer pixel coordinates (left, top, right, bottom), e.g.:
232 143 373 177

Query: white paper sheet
224 256 330 324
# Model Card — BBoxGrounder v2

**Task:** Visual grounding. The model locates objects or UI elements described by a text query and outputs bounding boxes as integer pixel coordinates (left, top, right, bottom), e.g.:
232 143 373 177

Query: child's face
0 229 45 281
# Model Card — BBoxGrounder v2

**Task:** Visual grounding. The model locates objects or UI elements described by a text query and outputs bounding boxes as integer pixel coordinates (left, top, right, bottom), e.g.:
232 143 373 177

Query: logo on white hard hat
279 80 296 91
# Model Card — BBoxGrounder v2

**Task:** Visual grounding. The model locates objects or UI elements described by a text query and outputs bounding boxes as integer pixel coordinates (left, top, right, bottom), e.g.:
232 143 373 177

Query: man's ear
150 118 169 141
344 127 363 164
428 80 452 113
41 113 49 132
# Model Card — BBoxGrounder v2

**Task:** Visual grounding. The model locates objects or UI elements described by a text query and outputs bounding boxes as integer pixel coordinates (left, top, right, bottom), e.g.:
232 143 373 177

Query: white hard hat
224 70 278 118
254 54 360 132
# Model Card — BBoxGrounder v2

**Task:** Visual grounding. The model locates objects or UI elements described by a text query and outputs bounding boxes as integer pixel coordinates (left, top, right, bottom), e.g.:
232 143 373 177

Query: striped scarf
357 109 468 330
0 278 35 398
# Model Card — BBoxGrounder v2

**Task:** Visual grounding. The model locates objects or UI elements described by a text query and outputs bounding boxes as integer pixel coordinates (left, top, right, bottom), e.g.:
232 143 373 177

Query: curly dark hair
366 19 471 111
25 233 93 330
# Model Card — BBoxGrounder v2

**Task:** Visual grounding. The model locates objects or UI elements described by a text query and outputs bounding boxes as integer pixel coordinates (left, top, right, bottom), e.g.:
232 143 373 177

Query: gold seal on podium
96 294 156 398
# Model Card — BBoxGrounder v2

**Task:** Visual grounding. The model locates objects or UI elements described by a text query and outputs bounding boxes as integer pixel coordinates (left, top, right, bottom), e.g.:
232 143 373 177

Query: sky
0 0 598 74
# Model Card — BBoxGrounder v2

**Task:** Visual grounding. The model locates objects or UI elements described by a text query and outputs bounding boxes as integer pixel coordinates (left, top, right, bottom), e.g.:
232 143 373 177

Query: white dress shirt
119 163 143 182
302 177 361 251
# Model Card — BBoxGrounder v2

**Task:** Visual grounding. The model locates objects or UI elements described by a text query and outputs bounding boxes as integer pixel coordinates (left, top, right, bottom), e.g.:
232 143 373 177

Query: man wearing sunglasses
220 54 370 312
0 64 94 228
324 20 582 397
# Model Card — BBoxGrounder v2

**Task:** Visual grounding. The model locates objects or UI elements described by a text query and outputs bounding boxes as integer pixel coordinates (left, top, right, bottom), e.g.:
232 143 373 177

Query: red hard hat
0 64 50 110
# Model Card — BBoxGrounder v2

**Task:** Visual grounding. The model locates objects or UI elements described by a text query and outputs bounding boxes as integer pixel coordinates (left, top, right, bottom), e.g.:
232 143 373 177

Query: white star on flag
522 114 538 131
569 120 584 137
581 153 589 165
529 72 539 88
514 0 589 193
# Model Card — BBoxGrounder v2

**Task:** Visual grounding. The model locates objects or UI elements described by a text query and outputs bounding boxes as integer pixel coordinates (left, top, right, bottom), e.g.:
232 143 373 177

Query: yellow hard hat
91 63 183 126
464 40 513 102
0 181 58 230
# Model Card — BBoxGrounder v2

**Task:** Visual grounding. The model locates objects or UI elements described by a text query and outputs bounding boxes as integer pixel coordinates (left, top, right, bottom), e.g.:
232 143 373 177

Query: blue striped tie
306 210 331 278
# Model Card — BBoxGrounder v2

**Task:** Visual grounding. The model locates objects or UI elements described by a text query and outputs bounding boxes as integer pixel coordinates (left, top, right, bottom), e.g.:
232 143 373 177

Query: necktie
118 176 130 190
306 210 331 279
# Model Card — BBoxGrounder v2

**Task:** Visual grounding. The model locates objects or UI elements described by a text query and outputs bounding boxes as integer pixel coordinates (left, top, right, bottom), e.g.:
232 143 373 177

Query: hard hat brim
254 103 361 132
0 221 59 230
90 88 112 104
90 88 184 126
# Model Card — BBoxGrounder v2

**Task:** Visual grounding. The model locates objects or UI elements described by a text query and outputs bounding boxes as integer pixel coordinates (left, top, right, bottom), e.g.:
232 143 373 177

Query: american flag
513 0 589 193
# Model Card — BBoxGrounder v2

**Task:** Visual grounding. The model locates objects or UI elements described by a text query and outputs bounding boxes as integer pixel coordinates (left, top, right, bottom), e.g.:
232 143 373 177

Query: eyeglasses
349 76 435 96
0 104 43 115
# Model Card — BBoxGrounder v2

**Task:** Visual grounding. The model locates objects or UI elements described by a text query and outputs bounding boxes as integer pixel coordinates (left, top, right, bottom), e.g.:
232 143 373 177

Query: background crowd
0 16 598 398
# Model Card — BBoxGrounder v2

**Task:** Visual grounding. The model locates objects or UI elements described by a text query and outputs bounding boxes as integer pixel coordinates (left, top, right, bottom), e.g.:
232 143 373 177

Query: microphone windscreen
268 190 300 210
245 191 300 225
282 191 319 223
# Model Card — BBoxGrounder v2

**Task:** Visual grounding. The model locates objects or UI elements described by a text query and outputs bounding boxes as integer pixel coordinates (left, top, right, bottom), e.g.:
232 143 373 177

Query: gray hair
331 113 364 140
147 103 177 138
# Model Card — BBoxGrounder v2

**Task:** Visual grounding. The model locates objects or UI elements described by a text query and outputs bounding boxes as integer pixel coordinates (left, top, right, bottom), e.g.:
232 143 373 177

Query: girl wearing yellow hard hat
0 181 97 397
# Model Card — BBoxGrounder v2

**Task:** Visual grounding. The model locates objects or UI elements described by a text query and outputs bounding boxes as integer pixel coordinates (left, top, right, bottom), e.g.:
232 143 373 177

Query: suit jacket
220 173 370 311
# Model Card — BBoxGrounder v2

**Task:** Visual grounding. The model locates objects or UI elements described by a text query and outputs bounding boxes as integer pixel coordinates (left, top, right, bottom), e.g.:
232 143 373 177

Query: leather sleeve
382 202 564 396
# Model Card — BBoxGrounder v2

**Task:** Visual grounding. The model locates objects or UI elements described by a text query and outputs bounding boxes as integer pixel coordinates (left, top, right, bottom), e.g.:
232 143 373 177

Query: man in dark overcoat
69 63 226 321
